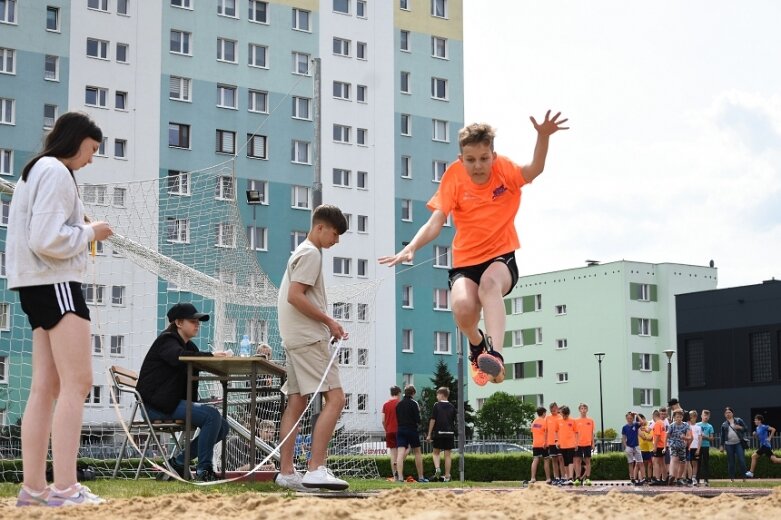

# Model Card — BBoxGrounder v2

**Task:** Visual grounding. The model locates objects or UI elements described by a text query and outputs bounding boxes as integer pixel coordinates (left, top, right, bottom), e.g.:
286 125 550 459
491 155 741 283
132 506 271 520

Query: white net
0 161 380 481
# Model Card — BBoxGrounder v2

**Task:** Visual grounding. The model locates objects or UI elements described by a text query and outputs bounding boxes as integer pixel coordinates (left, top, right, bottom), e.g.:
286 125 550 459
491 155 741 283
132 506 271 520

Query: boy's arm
287 280 347 340
521 110 569 183
379 210 447 266
427 418 435 440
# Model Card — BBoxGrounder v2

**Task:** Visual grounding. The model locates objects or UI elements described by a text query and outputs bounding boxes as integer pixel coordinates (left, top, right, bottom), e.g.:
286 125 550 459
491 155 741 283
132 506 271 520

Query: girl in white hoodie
9 112 112 507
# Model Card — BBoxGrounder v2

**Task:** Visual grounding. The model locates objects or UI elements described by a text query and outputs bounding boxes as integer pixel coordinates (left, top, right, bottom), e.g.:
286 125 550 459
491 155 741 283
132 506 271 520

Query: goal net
0 161 380 482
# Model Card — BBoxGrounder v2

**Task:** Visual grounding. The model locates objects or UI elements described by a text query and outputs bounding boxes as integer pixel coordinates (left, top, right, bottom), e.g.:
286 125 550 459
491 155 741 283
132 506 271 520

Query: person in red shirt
379 112 568 386
573 403 596 485
529 406 548 483
381 385 402 480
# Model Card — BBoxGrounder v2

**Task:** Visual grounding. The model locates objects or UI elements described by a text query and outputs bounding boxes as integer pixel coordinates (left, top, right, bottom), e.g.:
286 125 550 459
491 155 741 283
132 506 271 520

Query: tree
419 358 475 439
474 392 535 439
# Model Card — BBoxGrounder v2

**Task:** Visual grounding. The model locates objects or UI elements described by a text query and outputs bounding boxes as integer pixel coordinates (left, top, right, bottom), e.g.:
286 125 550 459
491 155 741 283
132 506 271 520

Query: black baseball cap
167 302 209 322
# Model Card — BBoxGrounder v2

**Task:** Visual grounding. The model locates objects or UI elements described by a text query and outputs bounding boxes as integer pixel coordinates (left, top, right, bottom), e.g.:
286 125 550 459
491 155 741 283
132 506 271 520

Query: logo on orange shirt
492 184 507 200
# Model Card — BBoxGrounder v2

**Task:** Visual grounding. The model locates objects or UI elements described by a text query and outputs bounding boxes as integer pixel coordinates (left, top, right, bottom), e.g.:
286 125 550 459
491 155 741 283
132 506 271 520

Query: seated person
136 303 231 481
225 418 277 472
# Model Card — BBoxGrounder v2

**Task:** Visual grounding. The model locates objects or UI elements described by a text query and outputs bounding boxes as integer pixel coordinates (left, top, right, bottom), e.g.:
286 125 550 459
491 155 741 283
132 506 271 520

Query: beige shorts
284 339 342 396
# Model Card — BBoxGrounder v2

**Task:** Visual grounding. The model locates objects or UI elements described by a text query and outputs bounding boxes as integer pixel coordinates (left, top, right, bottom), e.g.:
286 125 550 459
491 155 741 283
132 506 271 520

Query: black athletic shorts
546 445 560 458
576 446 592 458
757 446 774 459
396 427 421 449
432 434 455 451
560 448 576 465
18 282 90 330
448 251 519 296
532 447 548 458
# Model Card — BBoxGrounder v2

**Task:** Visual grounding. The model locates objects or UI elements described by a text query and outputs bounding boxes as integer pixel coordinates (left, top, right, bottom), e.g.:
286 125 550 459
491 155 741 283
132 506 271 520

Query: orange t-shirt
574 417 595 447
558 418 578 449
427 155 527 267
652 420 666 448
531 417 547 448
545 413 562 445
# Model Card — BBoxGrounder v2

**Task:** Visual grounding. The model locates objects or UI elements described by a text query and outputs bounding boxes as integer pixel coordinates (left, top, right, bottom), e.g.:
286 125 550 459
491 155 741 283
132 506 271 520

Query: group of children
529 402 596 485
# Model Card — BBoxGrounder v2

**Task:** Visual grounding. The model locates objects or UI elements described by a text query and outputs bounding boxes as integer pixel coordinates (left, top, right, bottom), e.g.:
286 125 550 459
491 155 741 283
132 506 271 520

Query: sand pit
3 485 781 520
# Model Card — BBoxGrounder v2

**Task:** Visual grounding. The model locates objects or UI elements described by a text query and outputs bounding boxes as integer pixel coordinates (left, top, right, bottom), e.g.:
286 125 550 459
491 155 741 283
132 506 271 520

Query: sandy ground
3 485 781 520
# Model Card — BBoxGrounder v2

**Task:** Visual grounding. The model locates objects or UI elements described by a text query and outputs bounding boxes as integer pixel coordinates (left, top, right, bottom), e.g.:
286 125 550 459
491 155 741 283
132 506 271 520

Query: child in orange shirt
379 112 568 385
557 406 578 484
529 406 548 483
573 403 595 485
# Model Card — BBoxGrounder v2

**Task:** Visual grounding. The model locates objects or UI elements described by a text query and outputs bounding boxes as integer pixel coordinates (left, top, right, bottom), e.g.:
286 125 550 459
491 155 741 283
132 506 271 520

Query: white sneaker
745 471 754 478
274 472 308 492
302 466 349 491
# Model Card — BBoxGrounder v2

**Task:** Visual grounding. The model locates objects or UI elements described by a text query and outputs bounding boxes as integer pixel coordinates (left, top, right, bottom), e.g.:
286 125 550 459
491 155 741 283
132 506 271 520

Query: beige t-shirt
278 239 329 348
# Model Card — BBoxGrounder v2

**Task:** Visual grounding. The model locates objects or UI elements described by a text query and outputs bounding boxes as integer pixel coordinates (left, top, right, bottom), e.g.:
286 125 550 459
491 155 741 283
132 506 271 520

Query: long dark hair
21 112 102 181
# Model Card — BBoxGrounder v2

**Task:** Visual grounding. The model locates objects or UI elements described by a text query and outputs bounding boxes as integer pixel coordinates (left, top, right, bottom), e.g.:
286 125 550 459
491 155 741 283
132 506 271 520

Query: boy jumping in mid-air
379 112 568 385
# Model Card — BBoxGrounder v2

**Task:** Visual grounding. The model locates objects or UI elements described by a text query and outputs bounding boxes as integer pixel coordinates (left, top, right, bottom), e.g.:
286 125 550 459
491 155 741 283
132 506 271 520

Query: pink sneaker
16 486 50 507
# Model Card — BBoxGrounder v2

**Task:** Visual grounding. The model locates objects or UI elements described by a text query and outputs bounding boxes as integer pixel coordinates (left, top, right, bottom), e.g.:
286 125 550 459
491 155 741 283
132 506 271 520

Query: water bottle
239 334 251 358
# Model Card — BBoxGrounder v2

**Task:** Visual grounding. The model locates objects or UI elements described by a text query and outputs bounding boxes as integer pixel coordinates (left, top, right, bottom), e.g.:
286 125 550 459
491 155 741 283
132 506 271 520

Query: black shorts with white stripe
19 282 90 330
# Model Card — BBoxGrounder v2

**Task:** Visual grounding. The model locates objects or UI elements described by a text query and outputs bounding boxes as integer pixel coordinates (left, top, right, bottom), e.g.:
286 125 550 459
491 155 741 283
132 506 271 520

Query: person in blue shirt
696 409 715 486
621 412 642 484
746 414 781 478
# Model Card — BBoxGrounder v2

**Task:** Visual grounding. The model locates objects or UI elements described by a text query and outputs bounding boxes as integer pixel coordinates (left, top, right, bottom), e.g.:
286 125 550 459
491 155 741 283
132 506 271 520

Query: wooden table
179 356 287 479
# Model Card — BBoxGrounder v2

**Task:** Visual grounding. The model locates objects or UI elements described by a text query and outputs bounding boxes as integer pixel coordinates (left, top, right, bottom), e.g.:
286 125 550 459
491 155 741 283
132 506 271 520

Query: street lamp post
594 352 606 454
663 349 675 403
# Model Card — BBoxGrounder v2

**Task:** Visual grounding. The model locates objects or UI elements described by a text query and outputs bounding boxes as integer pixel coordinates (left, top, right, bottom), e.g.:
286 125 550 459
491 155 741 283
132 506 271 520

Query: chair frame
109 365 185 479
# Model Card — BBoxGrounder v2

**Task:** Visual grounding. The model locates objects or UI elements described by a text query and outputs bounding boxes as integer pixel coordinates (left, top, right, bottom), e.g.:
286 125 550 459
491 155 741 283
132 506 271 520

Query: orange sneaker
477 350 505 383
469 330 490 386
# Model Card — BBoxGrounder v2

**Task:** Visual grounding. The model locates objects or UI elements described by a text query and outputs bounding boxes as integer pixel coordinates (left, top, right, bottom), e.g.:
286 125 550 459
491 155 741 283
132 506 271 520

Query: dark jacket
396 396 420 430
720 417 749 447
136 331 213 415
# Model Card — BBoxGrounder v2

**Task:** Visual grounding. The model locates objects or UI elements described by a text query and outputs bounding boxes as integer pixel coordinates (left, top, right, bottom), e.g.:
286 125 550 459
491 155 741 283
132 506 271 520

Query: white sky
463 0 781 288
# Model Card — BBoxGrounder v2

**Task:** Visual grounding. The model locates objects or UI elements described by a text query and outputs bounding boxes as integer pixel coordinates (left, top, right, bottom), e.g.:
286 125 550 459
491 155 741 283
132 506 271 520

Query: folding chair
109 365 185 479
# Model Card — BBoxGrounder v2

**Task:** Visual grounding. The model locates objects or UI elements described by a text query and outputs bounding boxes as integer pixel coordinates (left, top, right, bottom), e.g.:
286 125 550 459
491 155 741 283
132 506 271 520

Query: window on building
431 0 447 18
332 168 350 187
338 347 351 365
0 149 12 176
88 0 108 12
292 96 311 119
433 288 449 310
114 139 127 159
247 134 267 159
0 0 16 23
111 285 126 306
216 175 235 200
82 185 108 204
401 198 412 221
639 353 652 371
83 283 106 305
0 48 14 74
87 38 109 59
333 0 350 14
168 123 191 148
632 317 658 337
431 77 448 100
400 30 410 51
0 98 16 125
400 113 412 136
333 258 351 276
0 356 7 382
43 104 57 129
113 187 126 207
248 89 268 113
168 170 190 195
247 179 268 204
555 338 568 350
555 304 567 315
166 217 190 242
217 38 237 63
432 36 447 58
0 303 9 331
357 84 367 102
85 86 108 108
401 156 412 178
432 160 447 182
357 215 368 233
292 52 310 74
110 335 125 355
333 81 351 100
400 71 411 93
434 331 451 354
357 128 367 146
217 0 237 17
215 129 236 154
357 347 368 365
217 84 237 109
290 230 307 251
433 245 450 267
216 223 236 248
400 0 410 10
357 259 368 277
246 226 268 251
750 331 772 383
356 0 366 18
42 54 58 81
96 137 107 156
117 0 129 15
171 0 192 8
402 329 413 352
291 185 310 208
169 76 191 101
433 119 449 141
357 41 367 60
402 285 413 308
333 37 350 56
85 386 102 405
245 0 268 22
556 372 569 383
291 141 310 164
357 170 368 189
292 7 310 30
115 91 127 110
116 43 129 63
333 124 351 143
170 30 191 55
0 200 8 226
46 6 59 31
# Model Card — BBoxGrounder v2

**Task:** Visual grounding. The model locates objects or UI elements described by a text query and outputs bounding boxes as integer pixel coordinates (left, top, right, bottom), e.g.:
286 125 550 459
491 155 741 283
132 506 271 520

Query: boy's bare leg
308 388 345 469
389 447 398 477
478 262 512 352
396 447 408 480
432 448 441 474
414 448 424 479
450 278 482 346
278 394 307 474
443 450 451 478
